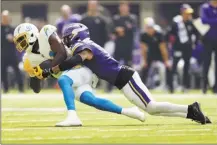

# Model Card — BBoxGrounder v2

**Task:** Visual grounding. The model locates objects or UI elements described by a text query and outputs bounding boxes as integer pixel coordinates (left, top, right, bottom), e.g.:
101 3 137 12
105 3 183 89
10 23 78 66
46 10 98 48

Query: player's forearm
140 43 148 62
51 51 67 67
160 42 169 62
52 54 83 73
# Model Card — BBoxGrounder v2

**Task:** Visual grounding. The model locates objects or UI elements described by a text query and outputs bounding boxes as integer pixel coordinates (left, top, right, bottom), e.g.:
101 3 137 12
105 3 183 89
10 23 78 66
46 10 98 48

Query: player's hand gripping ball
23 59 36 77
33 65 44 79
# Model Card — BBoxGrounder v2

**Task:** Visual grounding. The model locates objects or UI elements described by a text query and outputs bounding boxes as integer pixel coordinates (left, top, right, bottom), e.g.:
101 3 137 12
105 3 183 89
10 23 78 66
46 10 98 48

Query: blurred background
1 0 216 94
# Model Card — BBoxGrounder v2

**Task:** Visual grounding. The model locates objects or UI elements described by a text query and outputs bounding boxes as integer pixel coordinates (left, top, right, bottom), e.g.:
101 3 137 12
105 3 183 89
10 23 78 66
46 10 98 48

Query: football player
38 23 211 124
13 23 145 127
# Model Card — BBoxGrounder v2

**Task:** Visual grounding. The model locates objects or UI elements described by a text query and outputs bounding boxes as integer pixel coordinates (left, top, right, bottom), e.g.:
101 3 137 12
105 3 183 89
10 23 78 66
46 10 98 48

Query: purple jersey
56 14 81 37
71 40 122 84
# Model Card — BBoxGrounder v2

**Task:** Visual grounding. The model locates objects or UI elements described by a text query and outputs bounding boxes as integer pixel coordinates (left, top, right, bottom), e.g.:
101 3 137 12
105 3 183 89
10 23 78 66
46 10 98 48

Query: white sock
67 110 78 119
154 112 187 118
147 101 188 115
121 107 145 121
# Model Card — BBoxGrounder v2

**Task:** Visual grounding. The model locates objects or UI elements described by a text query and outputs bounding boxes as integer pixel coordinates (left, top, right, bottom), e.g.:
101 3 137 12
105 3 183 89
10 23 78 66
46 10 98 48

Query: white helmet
13 23 39 52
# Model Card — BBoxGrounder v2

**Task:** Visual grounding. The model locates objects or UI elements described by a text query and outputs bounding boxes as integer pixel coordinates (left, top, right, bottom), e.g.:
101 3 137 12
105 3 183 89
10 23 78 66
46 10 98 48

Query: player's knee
80 91 97 106
146 101 158 115
58 75 73 88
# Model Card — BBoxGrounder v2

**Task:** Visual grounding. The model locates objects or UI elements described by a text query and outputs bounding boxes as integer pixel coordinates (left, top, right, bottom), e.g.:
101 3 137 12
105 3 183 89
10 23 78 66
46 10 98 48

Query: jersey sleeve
40 25 57 40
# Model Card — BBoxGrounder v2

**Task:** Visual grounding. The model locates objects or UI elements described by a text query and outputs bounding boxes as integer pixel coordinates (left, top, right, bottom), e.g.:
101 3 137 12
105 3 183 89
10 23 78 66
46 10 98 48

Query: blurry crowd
1 0 217 94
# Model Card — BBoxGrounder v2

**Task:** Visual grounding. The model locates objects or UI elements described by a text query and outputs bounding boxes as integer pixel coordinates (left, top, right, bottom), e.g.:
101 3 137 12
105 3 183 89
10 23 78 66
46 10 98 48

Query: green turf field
2 91 217 144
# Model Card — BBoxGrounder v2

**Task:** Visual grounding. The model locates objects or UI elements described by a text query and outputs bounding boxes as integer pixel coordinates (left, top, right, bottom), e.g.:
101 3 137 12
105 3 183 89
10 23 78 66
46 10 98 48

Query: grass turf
1 91 217 144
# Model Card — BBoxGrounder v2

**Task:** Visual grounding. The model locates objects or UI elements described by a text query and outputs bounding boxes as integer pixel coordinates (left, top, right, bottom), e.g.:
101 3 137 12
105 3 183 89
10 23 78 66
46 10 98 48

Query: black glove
42 68 53 78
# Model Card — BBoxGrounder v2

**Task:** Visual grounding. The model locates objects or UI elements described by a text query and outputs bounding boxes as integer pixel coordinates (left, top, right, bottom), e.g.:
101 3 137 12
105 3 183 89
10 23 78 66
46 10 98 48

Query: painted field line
3 133 217 141
3 117 129 123
2 112 111 116
2 128 213 133
2 128 152 132
2 108 115 115
2 93 123 99
2 108 66 112
157 128 212 132
2 93 217 99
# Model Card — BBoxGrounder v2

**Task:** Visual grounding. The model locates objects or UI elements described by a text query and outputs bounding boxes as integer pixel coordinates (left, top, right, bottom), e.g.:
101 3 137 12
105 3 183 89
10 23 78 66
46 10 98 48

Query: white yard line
2 108 66 112
1 93 123 99
3 133 217 141
3 117 129 123
2 128 152 132
2 93 217 99
158 128 212 132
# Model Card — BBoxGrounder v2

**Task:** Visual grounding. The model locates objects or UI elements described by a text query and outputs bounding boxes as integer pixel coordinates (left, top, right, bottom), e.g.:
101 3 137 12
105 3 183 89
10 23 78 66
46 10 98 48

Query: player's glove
23 58 36 77
33 65 44 79
41 68 54 78
33 66 53 79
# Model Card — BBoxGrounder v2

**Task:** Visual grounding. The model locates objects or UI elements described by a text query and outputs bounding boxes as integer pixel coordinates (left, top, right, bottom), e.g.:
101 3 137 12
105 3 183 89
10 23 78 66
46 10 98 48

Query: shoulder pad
40 25 57 39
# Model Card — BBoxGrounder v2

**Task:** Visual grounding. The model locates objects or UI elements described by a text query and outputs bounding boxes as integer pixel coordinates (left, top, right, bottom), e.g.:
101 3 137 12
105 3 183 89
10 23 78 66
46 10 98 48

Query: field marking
2 127 213 133
2 93 217 100
2 108 66 112
2 128 152 132
3 132 217 141
158 128 212 132
2 93 123 99
3 117 131 123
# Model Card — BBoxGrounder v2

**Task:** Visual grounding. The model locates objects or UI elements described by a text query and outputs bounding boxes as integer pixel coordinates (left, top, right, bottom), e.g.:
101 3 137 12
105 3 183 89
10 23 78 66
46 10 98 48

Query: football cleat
205 116 212 124
55 110 82 127
55 118 82 127
187 102 206 124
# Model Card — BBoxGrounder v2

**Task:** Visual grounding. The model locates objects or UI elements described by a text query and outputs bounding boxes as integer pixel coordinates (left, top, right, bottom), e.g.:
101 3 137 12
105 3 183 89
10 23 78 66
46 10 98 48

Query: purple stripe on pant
130 78 151 104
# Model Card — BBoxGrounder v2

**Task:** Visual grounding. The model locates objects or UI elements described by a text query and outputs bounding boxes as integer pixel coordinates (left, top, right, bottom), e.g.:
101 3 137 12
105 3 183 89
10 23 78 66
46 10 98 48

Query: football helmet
13 23 39 52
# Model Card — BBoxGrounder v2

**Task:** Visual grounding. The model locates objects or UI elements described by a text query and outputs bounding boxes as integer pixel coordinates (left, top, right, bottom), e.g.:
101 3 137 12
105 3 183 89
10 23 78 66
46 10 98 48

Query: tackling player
38 23 211 124
13 23 145 127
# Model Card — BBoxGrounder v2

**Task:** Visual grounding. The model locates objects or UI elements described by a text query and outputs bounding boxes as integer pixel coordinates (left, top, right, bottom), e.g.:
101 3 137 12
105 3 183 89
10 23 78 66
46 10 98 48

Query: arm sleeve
58 44 92 71
200 5 217 25
58 54 83 71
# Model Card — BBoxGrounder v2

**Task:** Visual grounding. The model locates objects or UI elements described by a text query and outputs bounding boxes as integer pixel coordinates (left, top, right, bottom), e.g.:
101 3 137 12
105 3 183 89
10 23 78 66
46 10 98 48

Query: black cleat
187 102 206 124
205 116 212 124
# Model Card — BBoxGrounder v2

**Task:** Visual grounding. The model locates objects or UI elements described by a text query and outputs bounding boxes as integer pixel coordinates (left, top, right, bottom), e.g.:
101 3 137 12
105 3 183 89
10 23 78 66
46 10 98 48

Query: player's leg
121 71 207 124
11 60 24 93
75 85 145 122
56 69 85 127
154 61 166 90
1 61 9 93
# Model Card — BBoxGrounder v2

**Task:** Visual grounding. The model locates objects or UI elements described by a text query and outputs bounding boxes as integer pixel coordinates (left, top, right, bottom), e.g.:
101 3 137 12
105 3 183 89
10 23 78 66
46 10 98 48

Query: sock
80 91 122 114
66 110 78 119
147 101 188 115
154 112 187 118
121 107 145 121
58 75 75 110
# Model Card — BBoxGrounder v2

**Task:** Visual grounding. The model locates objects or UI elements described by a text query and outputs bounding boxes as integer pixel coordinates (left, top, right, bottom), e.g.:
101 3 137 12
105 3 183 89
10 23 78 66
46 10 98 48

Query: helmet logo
26 25 32 31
